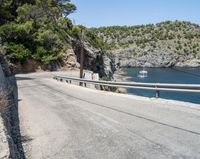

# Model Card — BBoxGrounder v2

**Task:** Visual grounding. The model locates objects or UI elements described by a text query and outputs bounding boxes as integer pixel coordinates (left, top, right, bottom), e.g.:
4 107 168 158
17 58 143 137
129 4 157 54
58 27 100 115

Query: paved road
17 72 200 159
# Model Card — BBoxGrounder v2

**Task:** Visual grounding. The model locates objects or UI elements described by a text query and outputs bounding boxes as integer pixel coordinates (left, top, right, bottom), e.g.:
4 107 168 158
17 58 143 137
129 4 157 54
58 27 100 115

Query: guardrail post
156 90 160 98
155 85 160 98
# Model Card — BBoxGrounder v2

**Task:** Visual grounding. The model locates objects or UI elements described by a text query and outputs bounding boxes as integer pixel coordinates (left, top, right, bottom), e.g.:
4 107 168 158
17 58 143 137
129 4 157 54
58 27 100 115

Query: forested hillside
89 21 200 67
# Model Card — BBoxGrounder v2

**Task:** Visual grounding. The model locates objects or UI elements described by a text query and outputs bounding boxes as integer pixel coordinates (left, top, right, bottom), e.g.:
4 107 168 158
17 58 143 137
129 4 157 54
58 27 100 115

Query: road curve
17 72 200 159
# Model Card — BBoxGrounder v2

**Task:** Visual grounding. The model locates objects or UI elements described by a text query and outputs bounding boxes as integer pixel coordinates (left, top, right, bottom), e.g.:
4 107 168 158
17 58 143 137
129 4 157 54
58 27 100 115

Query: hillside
88 21 200 67
0 0 113 78
1 1 200 77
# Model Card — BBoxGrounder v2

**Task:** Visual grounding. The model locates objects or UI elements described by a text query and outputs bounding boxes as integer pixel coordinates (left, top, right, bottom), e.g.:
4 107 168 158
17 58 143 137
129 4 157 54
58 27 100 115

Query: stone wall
0 64 11 158
0 65 6 86
0 116 10 159
0 64 19 159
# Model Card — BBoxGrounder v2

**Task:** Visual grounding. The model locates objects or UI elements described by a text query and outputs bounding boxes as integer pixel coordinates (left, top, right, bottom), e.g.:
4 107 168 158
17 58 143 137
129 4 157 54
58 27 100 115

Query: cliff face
110 49 200 68
72 40 115 79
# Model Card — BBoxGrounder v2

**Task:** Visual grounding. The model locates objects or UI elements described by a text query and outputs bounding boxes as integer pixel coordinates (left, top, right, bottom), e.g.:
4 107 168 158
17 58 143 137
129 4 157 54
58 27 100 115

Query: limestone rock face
109 49 200 68
102 54 116 79
176 59 200 67
0 64 6 86
72 40 115 79
61 49 78 68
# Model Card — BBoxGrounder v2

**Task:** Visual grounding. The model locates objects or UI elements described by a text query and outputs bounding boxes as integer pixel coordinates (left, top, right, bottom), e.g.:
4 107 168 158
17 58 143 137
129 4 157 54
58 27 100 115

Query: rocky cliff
72 40 115 79
109 49 200 68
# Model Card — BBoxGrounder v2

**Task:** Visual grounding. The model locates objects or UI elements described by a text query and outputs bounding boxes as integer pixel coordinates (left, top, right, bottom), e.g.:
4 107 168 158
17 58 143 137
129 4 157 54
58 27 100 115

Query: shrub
71 25 82 38
167 45 171 49
0 22 33 43
5 43 31 63
34 29 64 64
100 76 109 81
36 29 63 49
35 46 62 64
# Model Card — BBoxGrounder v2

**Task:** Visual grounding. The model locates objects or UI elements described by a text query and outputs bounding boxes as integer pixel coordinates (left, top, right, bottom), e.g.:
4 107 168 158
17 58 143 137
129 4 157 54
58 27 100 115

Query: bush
36 29 63 49
71 25 82 38
0 22 33 43
34 29 64 64
35 46 62 64
100 76 109 81
5 43 31 62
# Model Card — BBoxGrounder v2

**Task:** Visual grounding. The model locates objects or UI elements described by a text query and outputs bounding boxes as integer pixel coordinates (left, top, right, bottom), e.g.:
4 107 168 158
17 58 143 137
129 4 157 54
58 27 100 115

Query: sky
69 0 200 27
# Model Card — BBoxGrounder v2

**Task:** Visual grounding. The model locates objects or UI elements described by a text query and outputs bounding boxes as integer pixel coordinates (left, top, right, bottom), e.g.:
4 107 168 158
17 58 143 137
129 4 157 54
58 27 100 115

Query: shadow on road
9 76 30 158
16 76 34 81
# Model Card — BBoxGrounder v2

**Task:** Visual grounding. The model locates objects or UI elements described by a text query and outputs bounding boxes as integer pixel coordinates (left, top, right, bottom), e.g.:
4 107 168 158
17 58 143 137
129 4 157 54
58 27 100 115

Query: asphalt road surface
17 72 200 159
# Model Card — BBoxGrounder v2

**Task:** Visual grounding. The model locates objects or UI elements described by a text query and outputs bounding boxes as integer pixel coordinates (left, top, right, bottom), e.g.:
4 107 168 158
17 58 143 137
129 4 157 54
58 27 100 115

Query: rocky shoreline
108 50 200 68
101 50 200 84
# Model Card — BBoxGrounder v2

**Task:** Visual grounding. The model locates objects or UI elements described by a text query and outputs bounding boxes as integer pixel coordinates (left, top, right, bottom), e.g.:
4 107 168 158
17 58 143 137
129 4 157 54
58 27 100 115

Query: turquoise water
123 67 200 104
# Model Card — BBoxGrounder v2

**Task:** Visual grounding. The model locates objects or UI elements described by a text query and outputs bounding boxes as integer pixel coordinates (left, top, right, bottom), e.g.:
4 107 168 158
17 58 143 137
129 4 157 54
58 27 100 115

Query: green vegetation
0 1 200 66
100 76 118 92
84 29 111 51
100 76 110 81
0 0 76 63
88 21 200 58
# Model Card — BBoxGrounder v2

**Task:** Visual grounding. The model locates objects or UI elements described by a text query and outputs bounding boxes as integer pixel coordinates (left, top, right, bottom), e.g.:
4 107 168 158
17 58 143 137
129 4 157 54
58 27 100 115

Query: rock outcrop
72 40 115 79
9 49 78 74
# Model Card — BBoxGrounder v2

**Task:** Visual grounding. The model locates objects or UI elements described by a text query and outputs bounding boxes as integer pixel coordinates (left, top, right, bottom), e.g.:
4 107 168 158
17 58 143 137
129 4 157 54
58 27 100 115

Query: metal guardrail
53 75 200 98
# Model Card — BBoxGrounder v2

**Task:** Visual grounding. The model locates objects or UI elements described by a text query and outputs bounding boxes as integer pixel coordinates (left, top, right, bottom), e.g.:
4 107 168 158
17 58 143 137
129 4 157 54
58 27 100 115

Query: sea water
123 67 200 104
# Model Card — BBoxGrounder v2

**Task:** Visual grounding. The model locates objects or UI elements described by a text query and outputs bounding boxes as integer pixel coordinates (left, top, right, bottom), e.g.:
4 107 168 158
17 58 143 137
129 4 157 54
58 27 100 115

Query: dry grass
0 90 8 113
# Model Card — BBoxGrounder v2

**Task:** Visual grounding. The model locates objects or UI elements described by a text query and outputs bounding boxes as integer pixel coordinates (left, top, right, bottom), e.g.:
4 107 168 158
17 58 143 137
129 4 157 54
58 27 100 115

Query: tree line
0 0 77 63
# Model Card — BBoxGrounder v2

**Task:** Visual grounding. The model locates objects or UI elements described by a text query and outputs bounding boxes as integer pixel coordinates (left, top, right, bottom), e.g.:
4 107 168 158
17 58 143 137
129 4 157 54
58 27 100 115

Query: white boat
138 70 148 78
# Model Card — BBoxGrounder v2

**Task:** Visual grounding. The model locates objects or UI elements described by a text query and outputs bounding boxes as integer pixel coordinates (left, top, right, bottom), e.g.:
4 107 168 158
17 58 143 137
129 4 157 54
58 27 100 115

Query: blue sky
69 0 200 27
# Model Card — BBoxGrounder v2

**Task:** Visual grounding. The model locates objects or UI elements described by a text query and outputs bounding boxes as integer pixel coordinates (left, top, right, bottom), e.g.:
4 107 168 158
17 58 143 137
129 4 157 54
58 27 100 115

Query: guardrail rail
53 75 200 98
